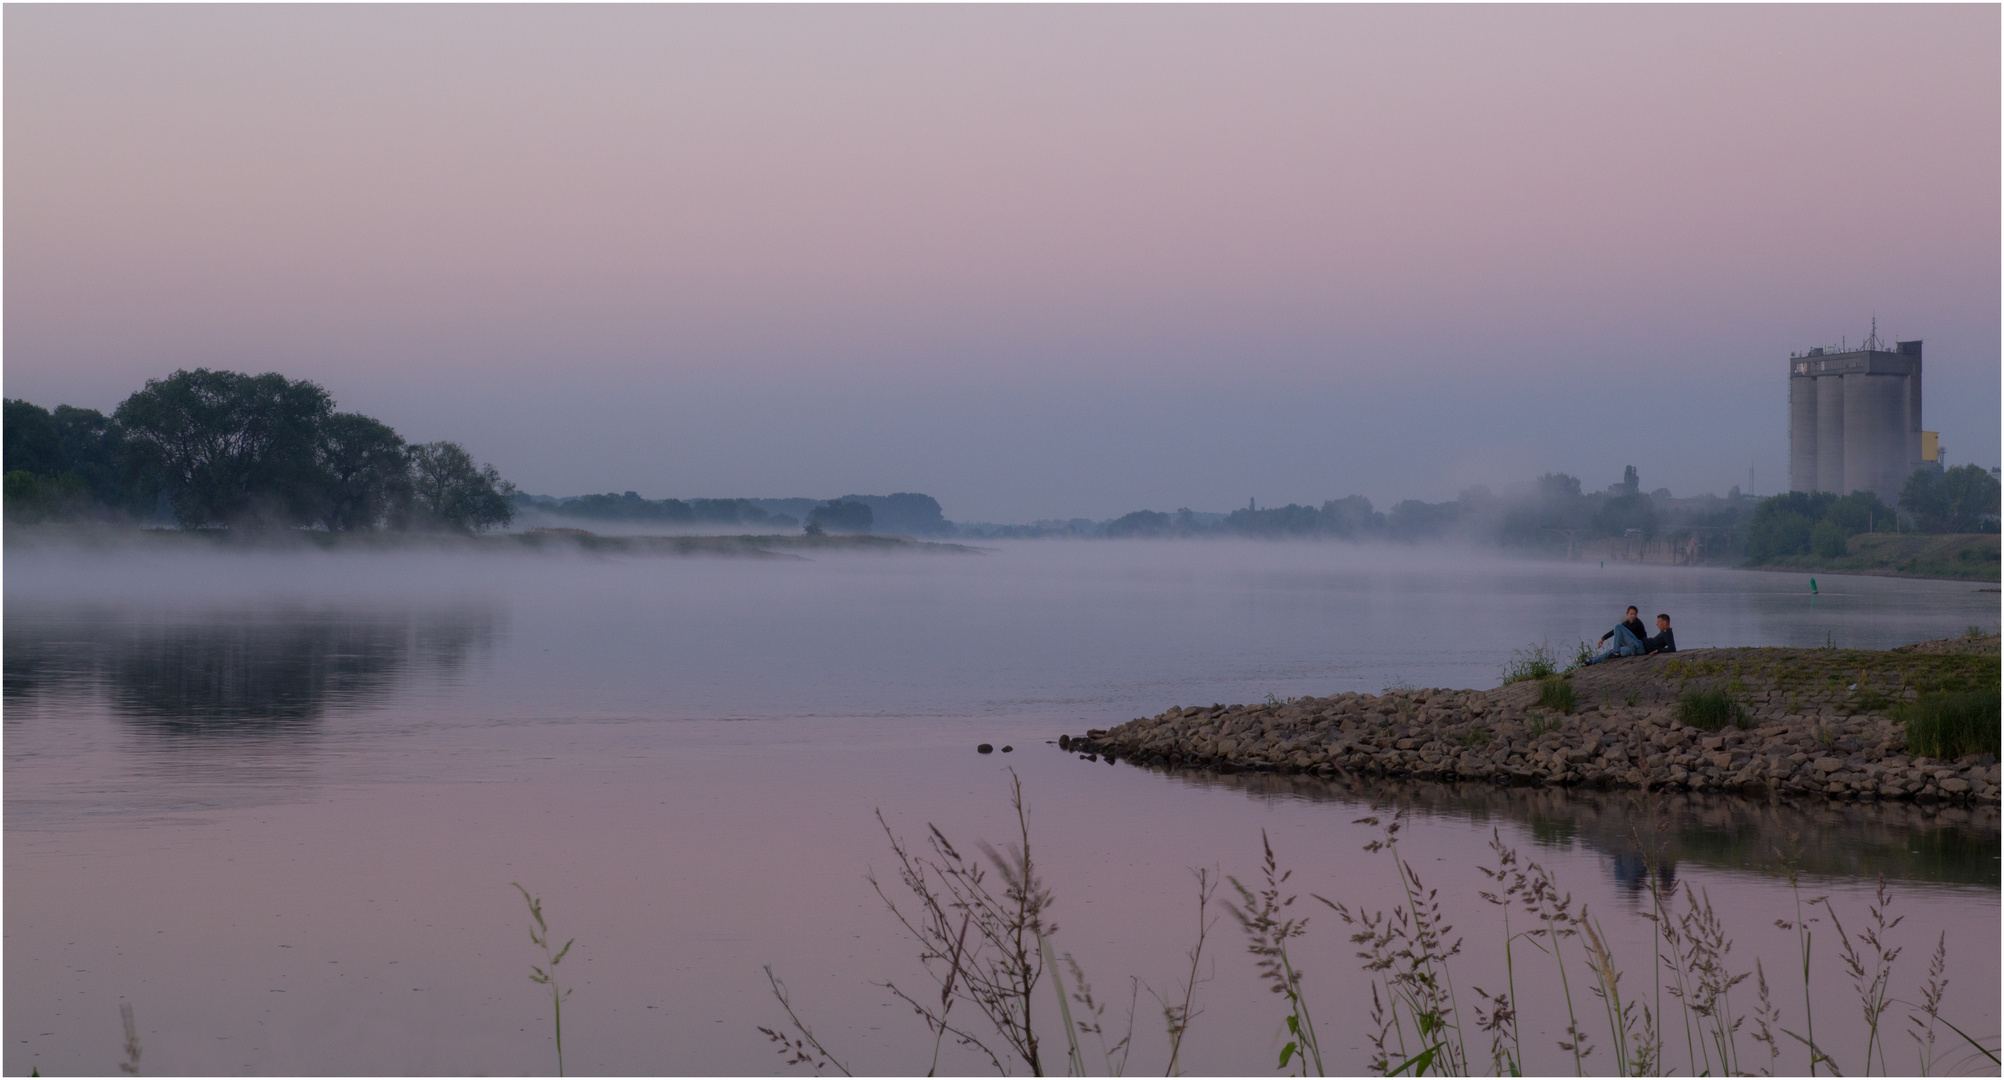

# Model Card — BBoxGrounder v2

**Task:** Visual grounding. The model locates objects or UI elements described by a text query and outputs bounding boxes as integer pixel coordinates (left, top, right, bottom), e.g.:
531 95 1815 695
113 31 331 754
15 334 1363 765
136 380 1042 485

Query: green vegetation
1678 688 1750 731
5 370 514 532
1742 469 2001 579
1747 490 1897 563
513 884 575 1077
1896 692 2001 759
1536 675 1576 714
805 499 874 534
1501 643 1560 684
1901 465 2002 534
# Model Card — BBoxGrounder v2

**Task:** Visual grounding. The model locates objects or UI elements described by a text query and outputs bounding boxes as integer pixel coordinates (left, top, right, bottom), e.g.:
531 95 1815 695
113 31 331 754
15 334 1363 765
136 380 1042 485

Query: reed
512 884 574 1077
761 782 1997 1077
1502 643 1560 684
1675 688 1748 731
1538 676 1578 715
1896 691 2000 758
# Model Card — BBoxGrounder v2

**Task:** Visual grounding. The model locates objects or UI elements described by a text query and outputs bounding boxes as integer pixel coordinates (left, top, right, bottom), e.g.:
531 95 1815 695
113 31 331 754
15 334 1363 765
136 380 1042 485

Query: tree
114 369 333 527
316 412 409 531
403 441 515 532
1593 492 1658 541
1319 495 1384 538
1105 509 1172 537
1746 492 1820 561
1810 519 1849 558
4 399 63 476
51 405 129 509
1902 465 2002 533
805 499 873 534
838 493 952 536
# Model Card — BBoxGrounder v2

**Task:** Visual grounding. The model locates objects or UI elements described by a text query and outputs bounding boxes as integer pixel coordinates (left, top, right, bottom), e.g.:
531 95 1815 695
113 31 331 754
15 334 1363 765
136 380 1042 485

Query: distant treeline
520 490 954 536
5 369 514 531
994 467 1744 556
974 463 1998 558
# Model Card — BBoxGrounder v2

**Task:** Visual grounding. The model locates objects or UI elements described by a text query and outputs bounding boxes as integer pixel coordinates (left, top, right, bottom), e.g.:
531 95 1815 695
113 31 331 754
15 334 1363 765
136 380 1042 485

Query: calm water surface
6 542 1998 1075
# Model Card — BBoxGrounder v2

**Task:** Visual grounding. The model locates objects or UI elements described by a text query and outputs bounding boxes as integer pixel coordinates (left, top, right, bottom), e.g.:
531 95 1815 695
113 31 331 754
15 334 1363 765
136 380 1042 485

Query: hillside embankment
1065 636 2001 805
1748 532 2001 581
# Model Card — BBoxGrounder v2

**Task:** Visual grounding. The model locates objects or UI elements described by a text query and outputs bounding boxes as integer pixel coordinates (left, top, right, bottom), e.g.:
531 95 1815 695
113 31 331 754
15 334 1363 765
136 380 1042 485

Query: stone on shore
1065 637 2001 805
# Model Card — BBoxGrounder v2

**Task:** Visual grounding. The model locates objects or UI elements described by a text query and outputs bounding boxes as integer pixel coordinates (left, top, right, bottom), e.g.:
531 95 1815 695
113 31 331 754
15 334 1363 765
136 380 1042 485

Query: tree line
1745 465 2001 562
5 369 514 532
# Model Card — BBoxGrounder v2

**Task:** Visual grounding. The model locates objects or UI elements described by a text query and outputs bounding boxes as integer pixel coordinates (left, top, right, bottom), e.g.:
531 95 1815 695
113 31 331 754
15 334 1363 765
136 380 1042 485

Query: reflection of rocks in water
1119 762 2000 889
4 605 499 735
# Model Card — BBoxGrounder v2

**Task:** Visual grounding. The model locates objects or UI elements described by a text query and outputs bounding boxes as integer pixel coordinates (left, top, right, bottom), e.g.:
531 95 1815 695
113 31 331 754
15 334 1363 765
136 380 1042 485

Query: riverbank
1742 532 2000 582
1065 635 2001 805
2 523 982 557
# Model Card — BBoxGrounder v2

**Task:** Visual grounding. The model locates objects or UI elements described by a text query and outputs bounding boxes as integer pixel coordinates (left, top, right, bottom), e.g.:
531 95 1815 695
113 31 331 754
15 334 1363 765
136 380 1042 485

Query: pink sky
7 6 1997 520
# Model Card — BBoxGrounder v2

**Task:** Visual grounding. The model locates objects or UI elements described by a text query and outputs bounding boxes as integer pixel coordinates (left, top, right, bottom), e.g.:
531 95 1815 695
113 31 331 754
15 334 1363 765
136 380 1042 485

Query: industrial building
1787 330 1939 505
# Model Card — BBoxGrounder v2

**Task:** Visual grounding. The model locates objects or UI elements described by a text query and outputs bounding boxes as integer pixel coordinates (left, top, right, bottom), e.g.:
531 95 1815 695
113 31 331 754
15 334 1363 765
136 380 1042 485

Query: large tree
115 369 333 527
403 441 515 532
316 412 409 531
51 405 129 509
4 399 64 475
1901 465 2003 533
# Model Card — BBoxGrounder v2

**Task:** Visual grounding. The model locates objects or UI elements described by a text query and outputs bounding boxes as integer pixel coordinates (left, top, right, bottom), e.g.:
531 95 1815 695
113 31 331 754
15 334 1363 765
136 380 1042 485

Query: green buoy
1810 577 1818 594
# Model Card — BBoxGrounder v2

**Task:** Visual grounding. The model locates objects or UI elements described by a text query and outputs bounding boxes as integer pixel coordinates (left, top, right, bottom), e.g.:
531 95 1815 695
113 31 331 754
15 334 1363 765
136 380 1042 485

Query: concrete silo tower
1786 328 1926 505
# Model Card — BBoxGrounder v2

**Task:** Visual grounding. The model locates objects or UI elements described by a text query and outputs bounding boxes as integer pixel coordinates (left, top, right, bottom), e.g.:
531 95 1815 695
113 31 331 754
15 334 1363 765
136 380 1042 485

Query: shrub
1811 520 1849 558
1678 688 1749 731
1536 675 1575 714
1502 643 1559 684
1897 691 2001 759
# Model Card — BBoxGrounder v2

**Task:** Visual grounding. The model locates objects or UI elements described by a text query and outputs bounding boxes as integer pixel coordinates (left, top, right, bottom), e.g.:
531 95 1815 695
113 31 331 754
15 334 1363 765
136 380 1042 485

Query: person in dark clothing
1644 613 1676 655
1585 606 1649 664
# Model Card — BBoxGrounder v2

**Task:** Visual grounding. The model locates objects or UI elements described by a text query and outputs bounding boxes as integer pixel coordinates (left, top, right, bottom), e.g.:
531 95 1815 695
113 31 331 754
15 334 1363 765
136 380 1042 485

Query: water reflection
1131 764 2000 889
4 604 500 735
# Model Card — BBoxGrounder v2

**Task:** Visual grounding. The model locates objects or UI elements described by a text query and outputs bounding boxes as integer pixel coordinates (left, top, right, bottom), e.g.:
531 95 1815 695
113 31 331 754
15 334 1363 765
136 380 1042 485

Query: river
6 540 1997 1075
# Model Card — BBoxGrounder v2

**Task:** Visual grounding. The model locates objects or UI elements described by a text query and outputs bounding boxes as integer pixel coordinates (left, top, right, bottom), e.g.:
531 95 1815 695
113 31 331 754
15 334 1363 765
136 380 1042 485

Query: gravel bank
1064 637 2001 805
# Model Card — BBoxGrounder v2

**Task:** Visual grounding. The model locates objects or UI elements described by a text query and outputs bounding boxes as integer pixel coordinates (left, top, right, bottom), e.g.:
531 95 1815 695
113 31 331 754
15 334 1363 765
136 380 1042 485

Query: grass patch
1501 643 1559 684
1678 688 1750 731
1535 676 1575 714
1896 691 2001 759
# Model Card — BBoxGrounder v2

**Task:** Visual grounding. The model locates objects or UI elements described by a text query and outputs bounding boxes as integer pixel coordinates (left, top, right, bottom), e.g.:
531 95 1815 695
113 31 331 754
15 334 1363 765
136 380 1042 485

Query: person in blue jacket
1585 606 1649 664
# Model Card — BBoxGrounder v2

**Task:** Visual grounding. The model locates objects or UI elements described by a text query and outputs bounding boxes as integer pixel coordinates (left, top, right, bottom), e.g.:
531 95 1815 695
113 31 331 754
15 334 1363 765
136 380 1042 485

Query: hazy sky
7 5 1998 521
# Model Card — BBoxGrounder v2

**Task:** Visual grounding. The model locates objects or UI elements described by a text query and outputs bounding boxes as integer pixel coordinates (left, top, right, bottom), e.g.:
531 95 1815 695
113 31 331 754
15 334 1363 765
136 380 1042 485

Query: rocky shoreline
1063 636 2001 806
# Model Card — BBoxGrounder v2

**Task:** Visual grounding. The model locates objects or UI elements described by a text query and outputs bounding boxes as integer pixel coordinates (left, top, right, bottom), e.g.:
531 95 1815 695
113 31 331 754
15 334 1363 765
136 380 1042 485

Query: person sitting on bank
1585 606 1649 664
1643 613 1676 656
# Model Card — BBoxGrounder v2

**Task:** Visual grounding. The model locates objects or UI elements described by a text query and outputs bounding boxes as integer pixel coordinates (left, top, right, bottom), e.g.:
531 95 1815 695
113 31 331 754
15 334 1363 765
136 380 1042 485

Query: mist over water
6 542 1997 1075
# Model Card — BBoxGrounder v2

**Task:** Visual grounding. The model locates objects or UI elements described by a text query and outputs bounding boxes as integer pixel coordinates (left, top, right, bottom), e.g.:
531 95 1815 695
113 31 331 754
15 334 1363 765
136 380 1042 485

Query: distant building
1787 330 1937 505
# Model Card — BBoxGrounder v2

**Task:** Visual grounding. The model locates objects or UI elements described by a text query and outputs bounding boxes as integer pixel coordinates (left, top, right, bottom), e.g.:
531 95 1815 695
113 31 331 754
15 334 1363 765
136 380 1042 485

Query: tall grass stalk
866 768 1054 1074
1151 868 1218 1076
1321 811 1469 1076
512 884 575 1077
759 966 854 1075
1043 934 1086 1075
763 785 1998 1077
1817 878 1902 1075
1227 832 1326 1075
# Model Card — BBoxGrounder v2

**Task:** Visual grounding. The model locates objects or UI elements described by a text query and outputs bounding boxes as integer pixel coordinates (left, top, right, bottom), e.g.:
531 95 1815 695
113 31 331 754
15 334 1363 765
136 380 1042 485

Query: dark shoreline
3 524 985 558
